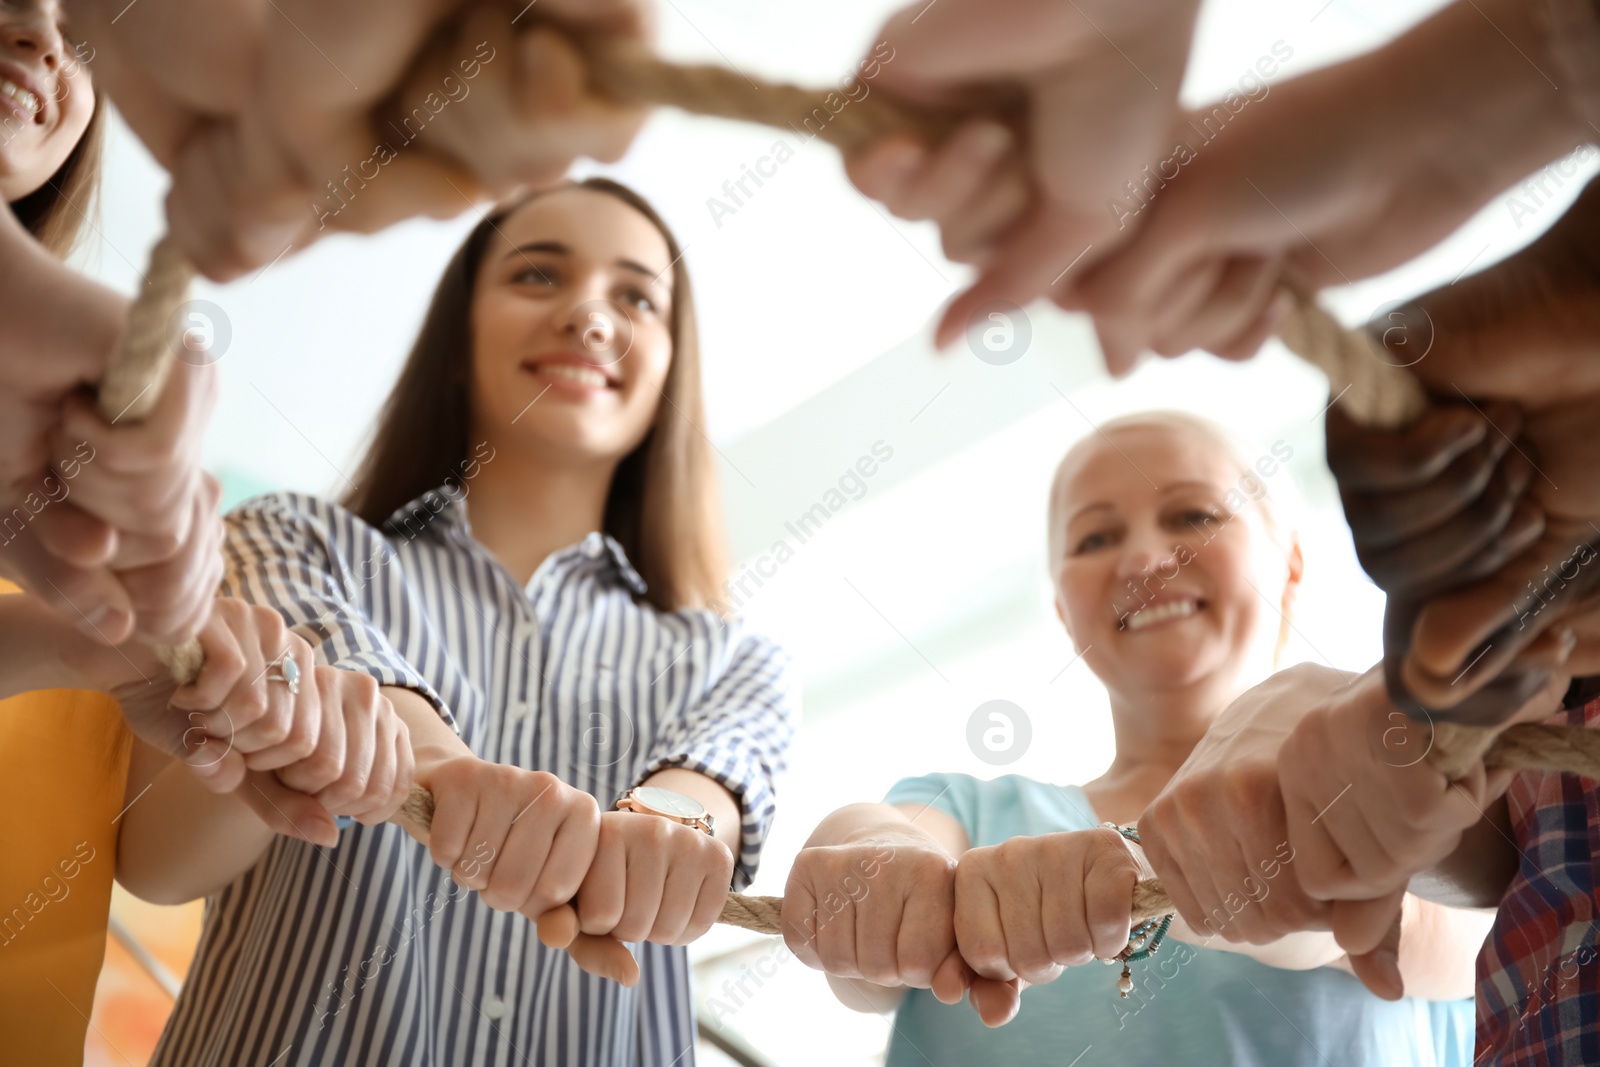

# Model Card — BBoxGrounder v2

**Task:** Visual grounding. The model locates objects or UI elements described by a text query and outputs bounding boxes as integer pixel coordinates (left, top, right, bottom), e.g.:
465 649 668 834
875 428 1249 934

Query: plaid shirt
1476 685 1600 1065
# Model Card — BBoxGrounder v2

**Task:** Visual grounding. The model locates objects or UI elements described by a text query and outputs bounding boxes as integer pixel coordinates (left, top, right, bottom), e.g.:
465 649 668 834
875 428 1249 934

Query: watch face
632 786 706 820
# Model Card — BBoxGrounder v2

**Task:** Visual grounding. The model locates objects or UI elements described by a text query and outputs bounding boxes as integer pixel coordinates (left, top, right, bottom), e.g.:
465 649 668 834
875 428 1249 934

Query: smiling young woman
148 179 797 1066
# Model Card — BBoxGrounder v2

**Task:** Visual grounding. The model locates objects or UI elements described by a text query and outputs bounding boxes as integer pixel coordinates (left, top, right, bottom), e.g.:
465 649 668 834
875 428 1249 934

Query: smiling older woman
787 411 1487 1066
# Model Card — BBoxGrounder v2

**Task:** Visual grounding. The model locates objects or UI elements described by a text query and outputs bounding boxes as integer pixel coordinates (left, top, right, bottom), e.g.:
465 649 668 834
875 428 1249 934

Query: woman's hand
784 834 963 997
271 666 415 826
954 828 1144 991
11 358 222 648
572 810 732 947
843 0 1200 347
97 600 416 845
101 599 317 780
418 757 602 919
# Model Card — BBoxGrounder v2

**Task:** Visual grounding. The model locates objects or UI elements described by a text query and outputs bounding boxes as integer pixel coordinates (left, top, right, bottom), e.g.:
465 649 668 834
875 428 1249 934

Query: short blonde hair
1046 410 1300 583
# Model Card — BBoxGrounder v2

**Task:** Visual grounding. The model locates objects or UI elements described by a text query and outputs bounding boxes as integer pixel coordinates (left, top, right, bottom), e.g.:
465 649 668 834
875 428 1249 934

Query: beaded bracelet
1101 822 1175 998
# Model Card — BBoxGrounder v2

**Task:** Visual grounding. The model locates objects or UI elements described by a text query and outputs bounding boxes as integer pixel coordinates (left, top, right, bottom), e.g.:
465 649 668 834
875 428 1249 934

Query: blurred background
73 0 1593 1062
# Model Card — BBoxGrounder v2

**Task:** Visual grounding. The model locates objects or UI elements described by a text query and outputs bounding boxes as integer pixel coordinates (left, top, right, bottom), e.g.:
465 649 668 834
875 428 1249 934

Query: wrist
383 686 469 773
809 803 943 853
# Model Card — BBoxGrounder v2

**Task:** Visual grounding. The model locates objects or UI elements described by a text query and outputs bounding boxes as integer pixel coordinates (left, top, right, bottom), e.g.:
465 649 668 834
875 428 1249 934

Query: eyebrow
1064 482 1221 525
505 241 669 287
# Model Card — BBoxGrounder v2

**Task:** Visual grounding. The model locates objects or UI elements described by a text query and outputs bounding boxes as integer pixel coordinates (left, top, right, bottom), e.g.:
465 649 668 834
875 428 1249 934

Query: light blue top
880 773 1474 1067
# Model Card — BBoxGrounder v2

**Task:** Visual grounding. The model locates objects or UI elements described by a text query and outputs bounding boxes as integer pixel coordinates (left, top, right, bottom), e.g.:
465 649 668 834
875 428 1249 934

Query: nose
551 271 629 363
1 3 65 73
1114 524 1183 585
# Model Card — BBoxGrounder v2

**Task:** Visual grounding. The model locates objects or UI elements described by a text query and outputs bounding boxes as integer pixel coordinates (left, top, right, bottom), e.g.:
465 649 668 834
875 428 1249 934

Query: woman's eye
1173 508 1220 529
513 266 558 287
1074 531 1113 553
619 288 656 314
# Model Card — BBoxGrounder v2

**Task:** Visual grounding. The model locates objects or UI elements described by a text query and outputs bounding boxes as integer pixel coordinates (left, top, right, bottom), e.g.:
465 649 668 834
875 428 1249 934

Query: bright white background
72 0 1593 1062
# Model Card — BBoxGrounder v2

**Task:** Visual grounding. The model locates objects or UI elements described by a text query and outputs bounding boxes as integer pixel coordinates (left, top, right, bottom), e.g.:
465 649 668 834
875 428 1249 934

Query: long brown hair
343 178 727 613
8 92 105 259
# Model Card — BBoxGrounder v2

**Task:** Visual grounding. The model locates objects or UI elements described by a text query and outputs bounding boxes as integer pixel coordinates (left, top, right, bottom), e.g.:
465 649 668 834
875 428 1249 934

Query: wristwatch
614 786 715 836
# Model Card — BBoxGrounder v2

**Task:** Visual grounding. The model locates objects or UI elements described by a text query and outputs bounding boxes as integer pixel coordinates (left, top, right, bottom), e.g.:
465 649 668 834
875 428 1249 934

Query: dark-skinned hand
1327 175 1600 725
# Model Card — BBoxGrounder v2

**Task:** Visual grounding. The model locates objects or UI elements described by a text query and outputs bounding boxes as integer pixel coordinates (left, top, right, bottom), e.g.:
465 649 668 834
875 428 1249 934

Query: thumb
29 499 119 568
930 947 970 1005
934 208 1098 351
967 975 1024 1027
239 769 339 848
534 904 640 987
1336 894 1406 1001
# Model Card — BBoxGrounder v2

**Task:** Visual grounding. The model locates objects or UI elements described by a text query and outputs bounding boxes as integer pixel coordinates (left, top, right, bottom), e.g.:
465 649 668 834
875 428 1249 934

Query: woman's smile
520 353 620 397
0 69 44 124
1121 595 1204 632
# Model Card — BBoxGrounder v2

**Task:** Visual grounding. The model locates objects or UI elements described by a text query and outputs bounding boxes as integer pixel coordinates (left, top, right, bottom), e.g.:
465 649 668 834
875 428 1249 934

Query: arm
633 626 798 891
1409 793 1519 909
115 739 276 905
0 592 100 697
1072 0 1588 372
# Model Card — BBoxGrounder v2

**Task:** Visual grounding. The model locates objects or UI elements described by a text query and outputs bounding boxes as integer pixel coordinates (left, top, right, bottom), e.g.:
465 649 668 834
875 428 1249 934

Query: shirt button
484 995 509 1020
583 533 604 558
508 700 531 720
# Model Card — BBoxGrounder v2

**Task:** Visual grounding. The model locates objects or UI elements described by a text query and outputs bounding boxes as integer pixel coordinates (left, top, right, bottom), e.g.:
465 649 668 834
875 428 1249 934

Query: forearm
0 596 77 696
806 802 954 853
1391 895 1494 1000
1409 794 1519 908
387 684 466 765
0 595 152 698
0 208 123 372
1168 914 1346 971
115 742 274 905
1383 0 1584 203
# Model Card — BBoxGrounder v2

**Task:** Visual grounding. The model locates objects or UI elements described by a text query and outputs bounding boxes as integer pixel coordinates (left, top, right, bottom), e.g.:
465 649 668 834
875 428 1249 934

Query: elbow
113 857 204 908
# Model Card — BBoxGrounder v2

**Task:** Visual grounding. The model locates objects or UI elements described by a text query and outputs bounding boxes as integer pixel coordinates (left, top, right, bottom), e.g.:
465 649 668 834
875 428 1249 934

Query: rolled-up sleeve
636 622 798 891
221 493 452 728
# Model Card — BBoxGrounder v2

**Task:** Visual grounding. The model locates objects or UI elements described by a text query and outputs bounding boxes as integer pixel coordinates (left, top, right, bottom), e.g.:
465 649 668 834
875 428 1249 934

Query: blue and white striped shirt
151 488 798 1067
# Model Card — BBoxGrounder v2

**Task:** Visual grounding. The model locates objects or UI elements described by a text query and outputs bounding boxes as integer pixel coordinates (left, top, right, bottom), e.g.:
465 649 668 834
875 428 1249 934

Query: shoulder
225 492 393 556
672 609 795 677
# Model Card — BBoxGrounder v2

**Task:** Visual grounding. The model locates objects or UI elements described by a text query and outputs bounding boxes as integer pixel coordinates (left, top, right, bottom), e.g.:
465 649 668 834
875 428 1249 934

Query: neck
465 442 616 585
1095 672 1246 802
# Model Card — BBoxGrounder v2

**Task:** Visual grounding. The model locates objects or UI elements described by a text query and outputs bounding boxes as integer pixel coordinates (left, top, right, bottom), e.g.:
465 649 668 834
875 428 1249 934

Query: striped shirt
151 488 798 1067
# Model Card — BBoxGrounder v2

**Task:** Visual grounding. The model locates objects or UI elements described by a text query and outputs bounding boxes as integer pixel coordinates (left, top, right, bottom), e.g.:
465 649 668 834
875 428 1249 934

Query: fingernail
78 607 128 641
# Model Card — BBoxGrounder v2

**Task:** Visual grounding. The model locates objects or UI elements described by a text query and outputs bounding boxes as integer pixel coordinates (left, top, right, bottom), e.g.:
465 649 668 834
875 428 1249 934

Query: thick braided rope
109 41 1599 937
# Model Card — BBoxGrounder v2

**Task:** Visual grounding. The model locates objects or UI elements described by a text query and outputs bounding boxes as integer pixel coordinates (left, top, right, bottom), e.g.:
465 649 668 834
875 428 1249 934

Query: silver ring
265 652 301 697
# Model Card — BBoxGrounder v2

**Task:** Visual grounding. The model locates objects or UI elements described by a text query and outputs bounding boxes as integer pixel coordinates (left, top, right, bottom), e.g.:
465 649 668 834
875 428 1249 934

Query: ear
1280 535 1305 615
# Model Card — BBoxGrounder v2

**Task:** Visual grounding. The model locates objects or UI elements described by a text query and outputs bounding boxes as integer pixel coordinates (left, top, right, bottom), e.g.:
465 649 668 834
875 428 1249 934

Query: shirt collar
383 486 648 596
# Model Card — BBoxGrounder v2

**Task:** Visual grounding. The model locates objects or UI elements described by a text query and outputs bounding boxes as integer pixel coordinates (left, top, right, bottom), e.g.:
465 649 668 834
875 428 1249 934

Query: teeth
0 78 41 117
540 363 609 388
1125 599 1198 631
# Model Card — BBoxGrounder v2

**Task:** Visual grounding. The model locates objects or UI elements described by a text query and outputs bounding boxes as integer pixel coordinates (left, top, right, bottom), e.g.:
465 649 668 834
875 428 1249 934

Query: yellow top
0 578 131 1065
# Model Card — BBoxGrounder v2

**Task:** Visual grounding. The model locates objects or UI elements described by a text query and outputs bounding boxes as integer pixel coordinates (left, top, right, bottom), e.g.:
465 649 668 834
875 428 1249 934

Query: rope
102 30 1597 941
